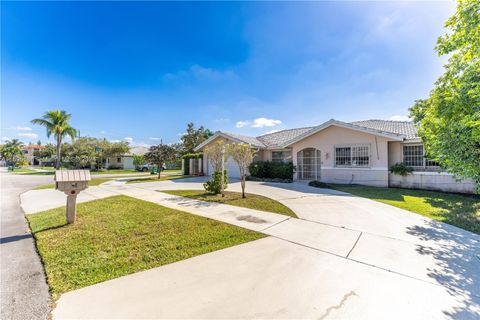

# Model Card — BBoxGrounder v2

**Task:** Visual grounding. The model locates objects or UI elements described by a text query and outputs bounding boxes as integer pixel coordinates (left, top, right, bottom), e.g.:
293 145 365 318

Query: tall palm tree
31 110 77 169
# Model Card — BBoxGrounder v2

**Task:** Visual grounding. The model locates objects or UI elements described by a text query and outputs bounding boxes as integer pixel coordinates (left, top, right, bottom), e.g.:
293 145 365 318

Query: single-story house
194 119 476 193
106 146 149 170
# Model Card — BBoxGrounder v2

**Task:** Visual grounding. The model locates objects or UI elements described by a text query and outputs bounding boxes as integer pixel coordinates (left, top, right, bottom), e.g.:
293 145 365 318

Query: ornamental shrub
390 163 414 176
248 161 294 180
204 170 228 194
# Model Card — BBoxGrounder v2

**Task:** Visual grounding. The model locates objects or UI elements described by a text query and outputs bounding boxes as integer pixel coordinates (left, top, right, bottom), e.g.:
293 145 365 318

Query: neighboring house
22 145 46 166
194 119 476 193
106 146 149 170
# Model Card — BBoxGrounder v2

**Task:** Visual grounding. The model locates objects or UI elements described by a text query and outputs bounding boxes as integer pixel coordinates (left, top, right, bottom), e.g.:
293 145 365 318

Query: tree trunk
56 136 62 169
158 163 162 179
241 172 246 198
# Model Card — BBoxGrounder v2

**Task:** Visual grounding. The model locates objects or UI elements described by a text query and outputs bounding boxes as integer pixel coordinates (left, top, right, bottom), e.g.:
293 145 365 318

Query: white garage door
207 156 240 178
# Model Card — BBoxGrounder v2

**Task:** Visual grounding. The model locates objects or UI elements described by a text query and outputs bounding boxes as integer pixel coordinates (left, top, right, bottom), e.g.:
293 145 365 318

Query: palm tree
1 139 24 164
31 110 77 169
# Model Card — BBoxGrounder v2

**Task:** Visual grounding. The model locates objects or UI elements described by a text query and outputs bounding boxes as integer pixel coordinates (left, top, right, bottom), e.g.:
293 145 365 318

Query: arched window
297 148 321 180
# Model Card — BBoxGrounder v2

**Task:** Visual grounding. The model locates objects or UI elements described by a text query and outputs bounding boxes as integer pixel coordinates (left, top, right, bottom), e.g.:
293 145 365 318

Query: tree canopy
409 0 480 189
0 139 26 165
180 122 213 154
145 144 176 178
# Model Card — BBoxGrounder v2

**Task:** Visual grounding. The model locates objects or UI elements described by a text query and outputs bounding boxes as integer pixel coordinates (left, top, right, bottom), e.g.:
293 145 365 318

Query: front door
297 148 321 180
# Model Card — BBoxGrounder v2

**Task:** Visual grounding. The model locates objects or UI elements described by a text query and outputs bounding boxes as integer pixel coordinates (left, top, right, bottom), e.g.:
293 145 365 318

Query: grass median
27 195 264 299
162 190 297 218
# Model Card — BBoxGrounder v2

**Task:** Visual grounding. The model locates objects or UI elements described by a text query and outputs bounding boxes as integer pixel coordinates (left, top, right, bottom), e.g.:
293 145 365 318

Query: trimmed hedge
182 153 202 175
248 161 294 180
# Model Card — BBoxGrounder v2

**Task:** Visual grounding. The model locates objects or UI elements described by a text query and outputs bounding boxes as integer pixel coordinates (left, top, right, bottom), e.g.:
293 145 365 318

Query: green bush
204 170 228 194
390 163 414 176
182 153 202 175
248 161 294 180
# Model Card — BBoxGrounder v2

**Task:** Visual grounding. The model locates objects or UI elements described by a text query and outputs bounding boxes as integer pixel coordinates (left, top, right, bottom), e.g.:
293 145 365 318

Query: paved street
0 170 52 320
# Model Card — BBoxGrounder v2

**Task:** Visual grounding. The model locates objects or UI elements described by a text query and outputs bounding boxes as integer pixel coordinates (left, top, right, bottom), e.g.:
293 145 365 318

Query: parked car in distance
136 163 166 172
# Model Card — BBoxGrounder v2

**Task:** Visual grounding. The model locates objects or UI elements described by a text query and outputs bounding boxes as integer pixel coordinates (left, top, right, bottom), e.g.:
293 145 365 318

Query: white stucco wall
289 125 393 187
389 172 476 194
122 156 135 169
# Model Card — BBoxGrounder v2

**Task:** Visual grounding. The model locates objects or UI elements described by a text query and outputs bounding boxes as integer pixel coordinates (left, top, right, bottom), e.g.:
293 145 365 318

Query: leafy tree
0 139 25 166
410 0 480 190
31 110 77 169
133 154 146 167
34 143 56 165
144 144 176 178
63 137 97 169
181 122 213 154
101 140 130 169
228 143 257 198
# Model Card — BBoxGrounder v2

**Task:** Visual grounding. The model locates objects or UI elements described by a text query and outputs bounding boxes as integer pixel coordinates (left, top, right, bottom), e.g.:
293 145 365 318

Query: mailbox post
55 170 91 224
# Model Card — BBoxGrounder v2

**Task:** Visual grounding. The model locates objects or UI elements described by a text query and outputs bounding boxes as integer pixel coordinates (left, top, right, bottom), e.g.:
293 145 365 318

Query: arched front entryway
297 148 321 180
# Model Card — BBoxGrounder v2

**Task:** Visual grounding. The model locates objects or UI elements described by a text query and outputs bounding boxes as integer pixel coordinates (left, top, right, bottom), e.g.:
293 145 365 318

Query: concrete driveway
21 177 480 319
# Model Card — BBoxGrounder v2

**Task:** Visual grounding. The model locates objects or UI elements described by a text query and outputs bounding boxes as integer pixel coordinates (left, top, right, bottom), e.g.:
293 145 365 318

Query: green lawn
33 178 116 190
12 168 55 175
126 175 190 184
321 184 480 235
91 169 144 175
27 196 264 299
162 190 297 218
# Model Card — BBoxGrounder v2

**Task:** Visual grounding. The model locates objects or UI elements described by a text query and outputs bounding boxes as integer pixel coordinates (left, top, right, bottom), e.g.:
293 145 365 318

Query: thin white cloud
110 139 120 143
2 136 11 141
100 130 106 134
149 137 162 141
18 133 38 139
252 117 282 128
124 137 134 143
236 117 282 128
14 126 33 131
388 115 410 121
235 120 251 128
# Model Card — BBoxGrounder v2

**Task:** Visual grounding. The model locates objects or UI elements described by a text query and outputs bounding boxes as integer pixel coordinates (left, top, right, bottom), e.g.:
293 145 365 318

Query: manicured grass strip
33 178 117 190
13 168 55 175
162 190 298 218
126 175 191 184
27 196 264 300
323 184 480 235
91 169 142 175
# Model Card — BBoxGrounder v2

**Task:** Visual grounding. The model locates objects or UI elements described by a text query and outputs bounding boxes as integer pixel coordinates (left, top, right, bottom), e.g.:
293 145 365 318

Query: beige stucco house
194 119 475 193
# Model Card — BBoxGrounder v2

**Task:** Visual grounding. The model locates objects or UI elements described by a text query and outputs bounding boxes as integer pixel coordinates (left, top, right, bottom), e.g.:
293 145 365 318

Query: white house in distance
194 119 476 194
106 146 149 170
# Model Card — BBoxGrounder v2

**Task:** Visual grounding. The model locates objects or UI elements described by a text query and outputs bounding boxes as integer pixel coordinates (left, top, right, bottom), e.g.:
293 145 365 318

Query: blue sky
1 1 454 146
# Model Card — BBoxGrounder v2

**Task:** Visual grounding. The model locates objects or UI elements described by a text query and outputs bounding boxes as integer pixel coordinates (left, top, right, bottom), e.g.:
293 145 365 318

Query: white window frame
334 144 371 168
271 150 292 163
402 143 440 170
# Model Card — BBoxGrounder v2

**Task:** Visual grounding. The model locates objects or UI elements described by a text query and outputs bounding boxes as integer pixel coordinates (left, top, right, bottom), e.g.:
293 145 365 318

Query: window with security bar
335 145 369 167
403 144 440 169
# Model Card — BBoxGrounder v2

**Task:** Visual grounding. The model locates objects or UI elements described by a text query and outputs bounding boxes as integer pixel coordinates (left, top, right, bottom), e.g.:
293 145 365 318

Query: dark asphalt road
1 171 54 320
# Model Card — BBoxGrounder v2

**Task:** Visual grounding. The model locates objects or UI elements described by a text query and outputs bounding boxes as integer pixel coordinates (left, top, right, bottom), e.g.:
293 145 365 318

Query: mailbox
55 170 91 223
